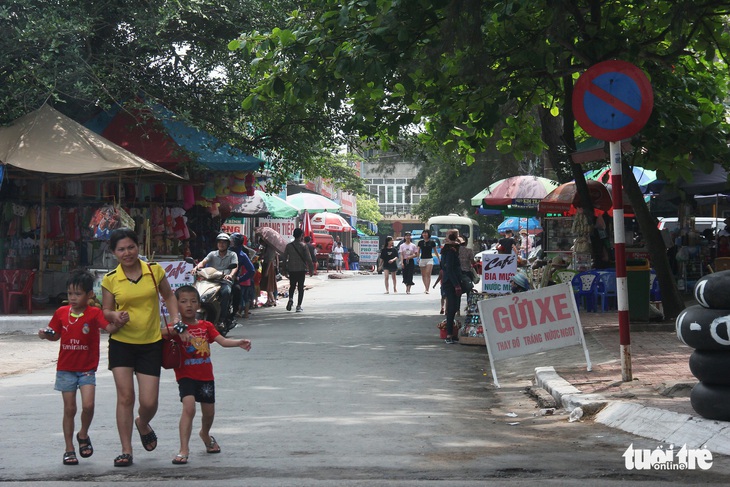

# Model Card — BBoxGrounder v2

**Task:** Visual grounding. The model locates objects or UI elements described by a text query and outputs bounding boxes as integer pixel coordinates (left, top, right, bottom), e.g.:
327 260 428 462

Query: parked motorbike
190 263 238 337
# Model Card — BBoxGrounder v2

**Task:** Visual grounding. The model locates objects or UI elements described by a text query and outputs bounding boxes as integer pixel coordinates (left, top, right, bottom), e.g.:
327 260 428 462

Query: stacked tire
677 271 730 420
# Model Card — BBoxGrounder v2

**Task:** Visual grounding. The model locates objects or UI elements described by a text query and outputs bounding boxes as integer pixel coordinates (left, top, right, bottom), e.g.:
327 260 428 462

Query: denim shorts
419 258 433 267
54 370 96 392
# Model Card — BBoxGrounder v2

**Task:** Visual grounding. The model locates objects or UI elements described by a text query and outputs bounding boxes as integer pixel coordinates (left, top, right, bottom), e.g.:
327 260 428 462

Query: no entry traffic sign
573 60 653 142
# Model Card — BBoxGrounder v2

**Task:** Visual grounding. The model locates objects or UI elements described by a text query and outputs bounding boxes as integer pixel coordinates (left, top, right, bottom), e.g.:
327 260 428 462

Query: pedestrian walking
440 230 462 344
418 230 440 293
258 237 279 306
332 241 345 273
379 236 399 294
101 228 180 467
39 270 126 466
231 233 256 319
399 232 418 294
282 228 315 312
163 285 251 465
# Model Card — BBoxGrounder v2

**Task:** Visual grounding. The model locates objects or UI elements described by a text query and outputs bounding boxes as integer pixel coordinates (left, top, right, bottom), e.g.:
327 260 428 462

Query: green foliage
356 194 383 224
232 0 730 188
0 0 350 186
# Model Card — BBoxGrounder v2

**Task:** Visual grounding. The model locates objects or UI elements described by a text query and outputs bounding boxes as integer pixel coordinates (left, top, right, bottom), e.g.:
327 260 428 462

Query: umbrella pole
38 182 47 295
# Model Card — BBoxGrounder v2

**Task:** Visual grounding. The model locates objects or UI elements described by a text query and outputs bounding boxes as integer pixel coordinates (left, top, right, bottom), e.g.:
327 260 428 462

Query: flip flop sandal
63 451 78 466
77 433 93 458
172 454 189 465
135 418 157 452
114 453 133 467
205 436 221 454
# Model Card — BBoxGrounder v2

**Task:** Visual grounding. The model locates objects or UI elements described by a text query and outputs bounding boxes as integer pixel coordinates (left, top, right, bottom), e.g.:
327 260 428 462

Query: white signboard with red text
477 283 591 387
481 254 518 294
257 218 297 239
220 217 245 235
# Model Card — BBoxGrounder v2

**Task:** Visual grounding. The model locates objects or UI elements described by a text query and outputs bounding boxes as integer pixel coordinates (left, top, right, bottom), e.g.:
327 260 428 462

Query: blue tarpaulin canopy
85 103 265 172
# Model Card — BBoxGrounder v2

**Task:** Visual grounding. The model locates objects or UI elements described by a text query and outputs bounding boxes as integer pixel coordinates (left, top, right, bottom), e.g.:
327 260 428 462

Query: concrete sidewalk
535 310 730 456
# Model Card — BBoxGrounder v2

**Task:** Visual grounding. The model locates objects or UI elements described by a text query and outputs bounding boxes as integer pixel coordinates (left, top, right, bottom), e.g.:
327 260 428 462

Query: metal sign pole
610 141 632 381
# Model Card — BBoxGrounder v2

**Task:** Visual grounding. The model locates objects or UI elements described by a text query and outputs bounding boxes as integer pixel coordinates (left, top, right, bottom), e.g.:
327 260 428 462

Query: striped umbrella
584 165 657 193
476 176 559 210
311 213 354 232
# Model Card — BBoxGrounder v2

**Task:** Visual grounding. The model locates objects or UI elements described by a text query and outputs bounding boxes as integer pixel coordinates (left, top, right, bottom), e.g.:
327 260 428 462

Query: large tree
233 0 730 318
0 0 363 188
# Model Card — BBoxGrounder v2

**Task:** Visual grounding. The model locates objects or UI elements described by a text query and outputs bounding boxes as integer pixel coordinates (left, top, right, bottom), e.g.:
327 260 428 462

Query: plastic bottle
568 407 584 422
539 408 556 416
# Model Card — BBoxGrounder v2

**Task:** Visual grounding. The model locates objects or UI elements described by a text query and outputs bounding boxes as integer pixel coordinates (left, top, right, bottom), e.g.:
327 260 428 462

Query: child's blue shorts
54 370 96 392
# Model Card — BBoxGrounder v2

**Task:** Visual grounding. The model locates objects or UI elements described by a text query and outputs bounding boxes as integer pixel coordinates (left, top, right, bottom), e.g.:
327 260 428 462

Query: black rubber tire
676 305 730 351
689 350 730 385
694 270 730 309
690 382 730 421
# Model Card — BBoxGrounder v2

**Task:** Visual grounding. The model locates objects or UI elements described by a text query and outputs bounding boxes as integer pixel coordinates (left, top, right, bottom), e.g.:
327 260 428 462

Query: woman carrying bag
102 228 182 467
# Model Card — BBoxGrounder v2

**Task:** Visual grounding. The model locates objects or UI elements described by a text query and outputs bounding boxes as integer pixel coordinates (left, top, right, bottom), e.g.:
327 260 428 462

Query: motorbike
190 263 238 337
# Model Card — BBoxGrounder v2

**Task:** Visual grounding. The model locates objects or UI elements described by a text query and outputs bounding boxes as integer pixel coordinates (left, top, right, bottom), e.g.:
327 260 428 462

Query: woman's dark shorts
108 339 163 377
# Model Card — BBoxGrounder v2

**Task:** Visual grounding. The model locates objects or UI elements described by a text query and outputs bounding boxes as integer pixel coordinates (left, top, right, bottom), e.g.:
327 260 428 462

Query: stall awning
85 103 265 172
0 104 180 178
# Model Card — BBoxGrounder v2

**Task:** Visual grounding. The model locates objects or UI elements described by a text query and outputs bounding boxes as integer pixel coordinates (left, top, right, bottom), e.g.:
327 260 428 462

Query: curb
535 366 730 456
0 315 52 335
534 366 608 415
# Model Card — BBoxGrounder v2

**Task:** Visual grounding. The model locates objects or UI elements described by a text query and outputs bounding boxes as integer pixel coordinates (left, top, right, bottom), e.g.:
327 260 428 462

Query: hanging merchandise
88 204 135 240
183 185 195 209
245 172 256 196
231 172 247 194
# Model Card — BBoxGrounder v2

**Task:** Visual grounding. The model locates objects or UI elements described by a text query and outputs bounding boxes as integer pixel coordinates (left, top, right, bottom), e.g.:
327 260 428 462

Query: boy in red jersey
164 285 251 465
38 270 125 465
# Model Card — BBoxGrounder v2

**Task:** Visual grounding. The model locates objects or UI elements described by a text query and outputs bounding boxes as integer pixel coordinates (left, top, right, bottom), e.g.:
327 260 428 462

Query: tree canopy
234 0 730 182
0 0 363 188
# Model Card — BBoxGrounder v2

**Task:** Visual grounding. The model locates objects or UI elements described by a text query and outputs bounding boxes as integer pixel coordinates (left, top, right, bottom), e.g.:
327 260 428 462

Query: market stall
0 104 184 300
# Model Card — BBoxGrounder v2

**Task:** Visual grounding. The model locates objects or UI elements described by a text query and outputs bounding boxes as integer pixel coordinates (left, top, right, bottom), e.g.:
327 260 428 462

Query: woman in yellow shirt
102 228 181 467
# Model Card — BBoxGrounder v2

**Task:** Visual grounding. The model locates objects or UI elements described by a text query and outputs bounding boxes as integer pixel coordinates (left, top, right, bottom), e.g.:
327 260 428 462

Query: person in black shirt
498 229 518 255
379 236 400 294
418 230 440 293
440 230 462 344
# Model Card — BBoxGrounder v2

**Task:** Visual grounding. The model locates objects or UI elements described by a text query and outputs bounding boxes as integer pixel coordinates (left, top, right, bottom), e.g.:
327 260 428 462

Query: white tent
0 104 180 178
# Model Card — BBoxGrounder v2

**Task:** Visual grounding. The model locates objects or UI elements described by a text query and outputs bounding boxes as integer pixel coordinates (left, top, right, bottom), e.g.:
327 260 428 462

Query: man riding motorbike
193 233 238 325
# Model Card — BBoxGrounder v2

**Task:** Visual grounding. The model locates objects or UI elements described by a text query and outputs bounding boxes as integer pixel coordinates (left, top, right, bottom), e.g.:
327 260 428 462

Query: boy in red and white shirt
39 270 124 466
163 285 251 465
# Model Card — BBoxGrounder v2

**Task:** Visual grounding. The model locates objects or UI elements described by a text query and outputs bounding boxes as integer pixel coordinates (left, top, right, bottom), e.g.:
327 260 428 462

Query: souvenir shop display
458 292 487 345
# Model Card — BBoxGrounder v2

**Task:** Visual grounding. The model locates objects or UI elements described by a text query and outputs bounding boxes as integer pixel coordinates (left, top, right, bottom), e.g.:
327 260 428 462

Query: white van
657 217 726 234
426 214 481 252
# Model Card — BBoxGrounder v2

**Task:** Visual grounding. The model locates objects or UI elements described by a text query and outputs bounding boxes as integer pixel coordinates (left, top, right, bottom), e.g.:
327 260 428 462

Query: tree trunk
621 157 685 319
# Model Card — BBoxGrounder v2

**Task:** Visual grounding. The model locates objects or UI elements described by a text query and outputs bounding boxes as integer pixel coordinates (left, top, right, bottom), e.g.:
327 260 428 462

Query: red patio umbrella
310 213 354 232
301 210 315 244
480 175 559 210
538 180 613 216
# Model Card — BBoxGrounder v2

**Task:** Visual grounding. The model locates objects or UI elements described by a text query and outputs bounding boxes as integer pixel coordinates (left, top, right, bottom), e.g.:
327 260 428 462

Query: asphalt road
1 274 728 485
